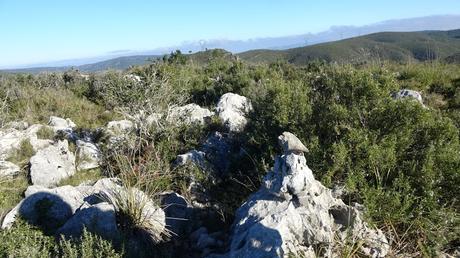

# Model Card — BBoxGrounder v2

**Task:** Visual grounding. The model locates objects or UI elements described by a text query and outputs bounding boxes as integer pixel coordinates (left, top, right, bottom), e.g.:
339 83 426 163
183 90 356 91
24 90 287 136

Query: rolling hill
238 29 460 65
3 55 160 74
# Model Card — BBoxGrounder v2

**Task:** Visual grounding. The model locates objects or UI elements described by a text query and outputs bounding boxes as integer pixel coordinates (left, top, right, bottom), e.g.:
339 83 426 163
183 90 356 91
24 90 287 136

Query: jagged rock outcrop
29 140 76 187
1 185 85 229
392 89 424 105
216 93 252 132
75 140 100 171
220 133 389 258
0 161 20 178
169 104 214 125
176 150 207 168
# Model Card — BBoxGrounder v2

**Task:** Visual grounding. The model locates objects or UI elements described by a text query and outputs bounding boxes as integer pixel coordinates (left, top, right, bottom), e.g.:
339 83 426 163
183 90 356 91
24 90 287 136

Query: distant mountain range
239 29 460 65
3 14 460 71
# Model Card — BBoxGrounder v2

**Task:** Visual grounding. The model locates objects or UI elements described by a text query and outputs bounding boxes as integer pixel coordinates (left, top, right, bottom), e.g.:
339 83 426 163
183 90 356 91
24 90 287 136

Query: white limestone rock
0 161 20 178
168 104 214 125
75 140 100 171
0 124 52 160
48 116 76 132
29 140 76 187
392 89 424 105
56 202 119 240
216 93 253 132
1 185 85 229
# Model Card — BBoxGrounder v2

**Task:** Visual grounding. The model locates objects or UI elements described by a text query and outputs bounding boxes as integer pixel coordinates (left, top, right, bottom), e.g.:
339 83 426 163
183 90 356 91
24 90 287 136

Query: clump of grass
7 138 35 166
58 168 103 186
36 126 55 140
100 186 170 244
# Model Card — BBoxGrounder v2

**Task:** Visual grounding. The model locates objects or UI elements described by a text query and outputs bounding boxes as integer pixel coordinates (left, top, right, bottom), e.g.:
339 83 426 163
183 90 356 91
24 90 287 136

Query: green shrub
0 220 122 258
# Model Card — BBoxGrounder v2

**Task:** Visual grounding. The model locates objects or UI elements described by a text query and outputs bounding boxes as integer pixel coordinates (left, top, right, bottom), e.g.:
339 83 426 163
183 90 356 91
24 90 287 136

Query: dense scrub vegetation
1 51 459 256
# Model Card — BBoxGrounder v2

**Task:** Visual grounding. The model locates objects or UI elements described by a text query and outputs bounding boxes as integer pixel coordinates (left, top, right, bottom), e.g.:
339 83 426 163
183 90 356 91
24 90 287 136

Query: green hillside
239 29 460 65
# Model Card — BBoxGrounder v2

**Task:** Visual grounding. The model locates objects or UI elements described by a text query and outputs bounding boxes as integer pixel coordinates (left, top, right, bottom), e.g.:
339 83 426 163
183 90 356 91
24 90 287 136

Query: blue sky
1 0 460 68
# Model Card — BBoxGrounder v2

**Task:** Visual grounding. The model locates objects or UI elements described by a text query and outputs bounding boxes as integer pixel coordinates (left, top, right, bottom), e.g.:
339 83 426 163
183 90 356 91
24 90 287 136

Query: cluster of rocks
174 93 252 183
0 116 102 187
0 92 393 257
1 178 167 243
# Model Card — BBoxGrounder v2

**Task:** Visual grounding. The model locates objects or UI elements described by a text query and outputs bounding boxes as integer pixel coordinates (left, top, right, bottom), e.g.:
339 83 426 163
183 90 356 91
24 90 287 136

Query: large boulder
168 104 214 125
0 160 20 178
216 93 252 132
29 140 76 187
75 140 100 171
56 202 119 240
0 124 52 160
1 185 85 230
221 133 389 258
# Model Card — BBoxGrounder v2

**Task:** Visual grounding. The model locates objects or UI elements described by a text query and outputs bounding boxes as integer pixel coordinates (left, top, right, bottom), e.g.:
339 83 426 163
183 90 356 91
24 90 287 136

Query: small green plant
57 229 122 258
0 219 122 258
0 219 54 258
